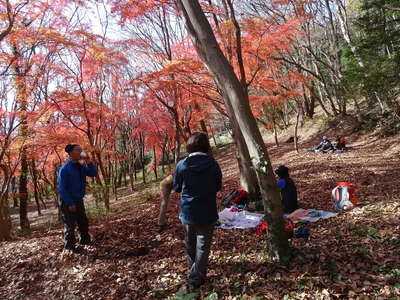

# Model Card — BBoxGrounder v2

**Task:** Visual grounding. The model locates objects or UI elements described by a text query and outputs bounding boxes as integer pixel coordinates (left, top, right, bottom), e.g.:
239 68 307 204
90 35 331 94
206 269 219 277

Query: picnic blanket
217 208 338 229
218 208 264 229
287 208 338 223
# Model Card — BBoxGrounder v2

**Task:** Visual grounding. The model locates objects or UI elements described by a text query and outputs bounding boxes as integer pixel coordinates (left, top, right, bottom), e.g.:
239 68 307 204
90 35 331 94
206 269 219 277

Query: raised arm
83 163 97 177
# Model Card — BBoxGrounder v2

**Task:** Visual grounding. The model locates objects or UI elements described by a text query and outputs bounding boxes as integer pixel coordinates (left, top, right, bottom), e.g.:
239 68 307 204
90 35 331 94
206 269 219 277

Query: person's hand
68 205 77 213
80 151 93 164
84 157 93 164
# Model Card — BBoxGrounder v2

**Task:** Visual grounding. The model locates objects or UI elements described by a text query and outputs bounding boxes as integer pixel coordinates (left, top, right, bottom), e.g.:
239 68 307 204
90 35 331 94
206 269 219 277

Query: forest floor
1 118 400 300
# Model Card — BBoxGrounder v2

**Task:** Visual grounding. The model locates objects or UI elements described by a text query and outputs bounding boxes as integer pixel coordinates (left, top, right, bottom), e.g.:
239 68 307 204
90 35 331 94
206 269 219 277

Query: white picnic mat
218 208 264 229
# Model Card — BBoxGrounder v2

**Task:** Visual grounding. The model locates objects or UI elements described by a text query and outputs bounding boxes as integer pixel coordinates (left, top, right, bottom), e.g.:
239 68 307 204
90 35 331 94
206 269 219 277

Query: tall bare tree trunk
153 146 158 181
14 55 30 231
19 148 30 231
272 115 280 148
230 112 260 202
200 120 208 135
31 160 41 216
0 194 11 240
294 108 300 153
174 137 181 165
11 177 17 207
209 124 218 147
0 164 11 240
176 0 290 261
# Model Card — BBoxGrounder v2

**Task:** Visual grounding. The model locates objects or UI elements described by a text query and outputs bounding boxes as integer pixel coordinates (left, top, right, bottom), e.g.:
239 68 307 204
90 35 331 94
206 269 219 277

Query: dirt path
1 130 399 299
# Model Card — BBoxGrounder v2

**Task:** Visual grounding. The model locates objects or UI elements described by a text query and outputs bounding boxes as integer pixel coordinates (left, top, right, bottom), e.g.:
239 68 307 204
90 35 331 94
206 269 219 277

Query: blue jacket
173 153 222 225
277 177 298 214
58 160 97 206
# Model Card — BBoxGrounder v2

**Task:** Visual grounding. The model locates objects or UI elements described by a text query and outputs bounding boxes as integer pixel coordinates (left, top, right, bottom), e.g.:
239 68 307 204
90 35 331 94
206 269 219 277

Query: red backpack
231 189 248 204
222 189 248 207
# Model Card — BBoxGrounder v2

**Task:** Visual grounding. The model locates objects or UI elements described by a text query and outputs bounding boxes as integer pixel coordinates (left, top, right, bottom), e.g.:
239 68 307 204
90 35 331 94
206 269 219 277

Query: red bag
285 218 295 238
256 218 294 237
231 189 248 205
256 220 268 235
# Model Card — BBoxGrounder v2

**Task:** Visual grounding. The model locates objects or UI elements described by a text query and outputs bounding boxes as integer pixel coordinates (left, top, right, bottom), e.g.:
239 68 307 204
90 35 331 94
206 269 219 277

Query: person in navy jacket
275 165 298 214
58 144 97 251
173 132 222 289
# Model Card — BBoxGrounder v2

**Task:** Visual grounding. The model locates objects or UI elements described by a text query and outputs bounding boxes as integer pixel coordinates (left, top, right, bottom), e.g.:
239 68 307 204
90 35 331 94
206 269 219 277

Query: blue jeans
183 223 214 285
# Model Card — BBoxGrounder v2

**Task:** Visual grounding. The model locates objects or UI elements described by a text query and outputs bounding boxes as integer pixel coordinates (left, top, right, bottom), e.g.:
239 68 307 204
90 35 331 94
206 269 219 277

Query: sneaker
62 249 75 256
187 278 205 290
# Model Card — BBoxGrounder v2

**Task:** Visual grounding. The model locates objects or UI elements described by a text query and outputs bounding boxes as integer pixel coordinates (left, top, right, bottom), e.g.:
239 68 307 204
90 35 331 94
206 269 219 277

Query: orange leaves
111 0 174 23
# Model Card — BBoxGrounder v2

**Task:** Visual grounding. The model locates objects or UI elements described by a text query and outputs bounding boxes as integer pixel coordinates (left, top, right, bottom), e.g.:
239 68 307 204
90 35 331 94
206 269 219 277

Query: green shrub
361 118 377 132
381 121 400 136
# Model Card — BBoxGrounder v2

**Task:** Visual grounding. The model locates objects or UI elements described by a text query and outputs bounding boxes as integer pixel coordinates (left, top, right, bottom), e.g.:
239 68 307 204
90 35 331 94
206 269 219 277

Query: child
275 165 299 214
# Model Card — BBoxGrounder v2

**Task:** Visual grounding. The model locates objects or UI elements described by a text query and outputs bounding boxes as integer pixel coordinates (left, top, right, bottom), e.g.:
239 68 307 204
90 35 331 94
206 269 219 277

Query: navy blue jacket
173 153 222 225
58 160 97 206
277 177 298 214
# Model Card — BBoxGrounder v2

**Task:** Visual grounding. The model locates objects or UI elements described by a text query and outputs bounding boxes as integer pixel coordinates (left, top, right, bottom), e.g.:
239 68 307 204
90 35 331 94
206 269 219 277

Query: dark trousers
61 200 90 250
183 223 214 285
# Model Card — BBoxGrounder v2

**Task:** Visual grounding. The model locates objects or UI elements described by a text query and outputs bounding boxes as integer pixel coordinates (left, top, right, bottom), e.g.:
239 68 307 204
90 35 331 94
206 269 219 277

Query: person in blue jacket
58 144 97 251
275 165 298 214
173 132 222 289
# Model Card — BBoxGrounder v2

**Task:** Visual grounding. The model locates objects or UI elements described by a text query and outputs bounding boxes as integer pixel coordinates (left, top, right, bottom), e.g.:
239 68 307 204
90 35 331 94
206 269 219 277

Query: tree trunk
129 159 135 191
14 46 30 231
134 160 137 181
174 139 181 164
272 115 279 148
142 162 146 184
94 152 110 211
124 163 128 186
19 148 30 231
140 141 146 184
31 160 41 216
176 0 290 261
161 146 166 174
200 120 208 135
0 195 11 240
153 146 158 181
11 177 18 207
209 124 218 147
53 165 61 222
0 165 11 240
294 107 300 153
230 111 260 203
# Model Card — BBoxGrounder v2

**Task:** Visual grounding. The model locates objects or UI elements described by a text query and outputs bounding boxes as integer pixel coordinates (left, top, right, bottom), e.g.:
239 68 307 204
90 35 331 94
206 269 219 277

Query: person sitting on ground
173 132 222 289
275 165 299 214
158 172 174 231
333 135 346 151
314 136 333 153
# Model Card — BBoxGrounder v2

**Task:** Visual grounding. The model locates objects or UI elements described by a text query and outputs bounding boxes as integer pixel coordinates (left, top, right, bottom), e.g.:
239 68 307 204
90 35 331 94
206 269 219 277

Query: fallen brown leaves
0 133 399 299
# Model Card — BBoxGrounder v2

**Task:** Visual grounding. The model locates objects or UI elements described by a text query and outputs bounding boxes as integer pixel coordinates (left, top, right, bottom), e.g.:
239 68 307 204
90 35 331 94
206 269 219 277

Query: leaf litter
1 133 399 299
